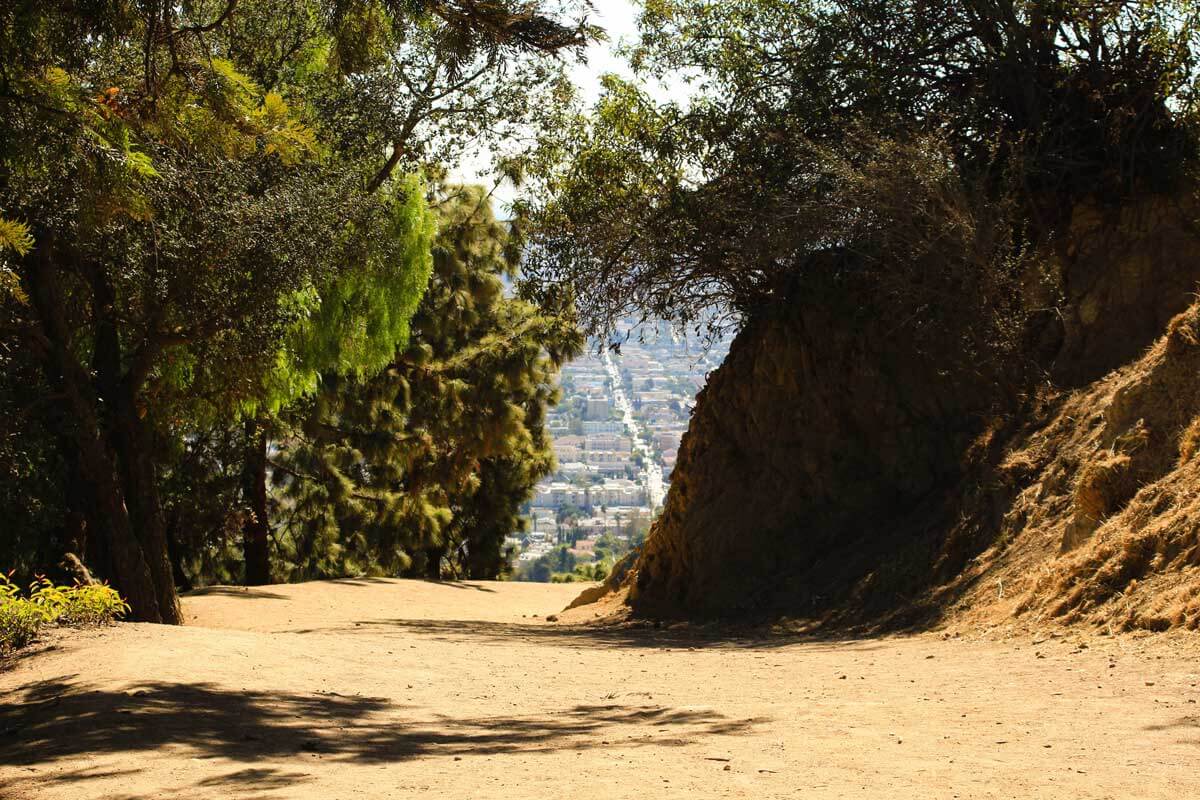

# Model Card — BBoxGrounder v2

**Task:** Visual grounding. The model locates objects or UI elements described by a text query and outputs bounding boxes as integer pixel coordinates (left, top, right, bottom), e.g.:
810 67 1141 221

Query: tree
3 5 374 621
269 183 582 581
556 503 585 525
0 339 66 582
551 544 576 573
0 0 593 619
227 0 595 586
528 558 552 582
521 0 1200 341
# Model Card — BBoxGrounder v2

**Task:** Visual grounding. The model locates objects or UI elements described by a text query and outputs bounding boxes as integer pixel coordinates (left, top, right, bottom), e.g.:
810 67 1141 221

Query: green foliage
522 0 1200 341
25 576 131 626
159 424 248 589
0 345 66 578
271 184 582 581
259 174 438 412
0 595 43 652
0 0 591 613
0 574 128 652
0 216 32 302
0 217 34 257
518 547 616 584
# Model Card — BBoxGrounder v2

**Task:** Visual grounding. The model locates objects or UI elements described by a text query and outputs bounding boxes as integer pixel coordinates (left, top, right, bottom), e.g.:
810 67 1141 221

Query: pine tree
272 184 582 580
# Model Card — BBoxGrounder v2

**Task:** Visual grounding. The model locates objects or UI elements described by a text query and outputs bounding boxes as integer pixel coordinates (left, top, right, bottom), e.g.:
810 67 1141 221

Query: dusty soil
3 578 1200 799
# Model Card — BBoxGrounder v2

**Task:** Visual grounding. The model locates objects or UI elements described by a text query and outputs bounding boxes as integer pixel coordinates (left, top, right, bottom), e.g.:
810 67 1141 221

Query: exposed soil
3 578 1200 799
622 277 1200 632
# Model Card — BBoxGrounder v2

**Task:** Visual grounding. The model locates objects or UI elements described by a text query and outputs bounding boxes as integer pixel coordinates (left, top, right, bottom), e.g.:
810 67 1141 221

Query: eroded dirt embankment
610 196 1200 632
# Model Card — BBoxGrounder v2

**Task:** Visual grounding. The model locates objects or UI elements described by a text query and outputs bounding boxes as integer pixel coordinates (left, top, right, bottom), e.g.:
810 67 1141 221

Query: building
532 482 589 509
556 461 598 480
655 431 682 452
633 391 674 408
569 538 597 559
583 450 631 476
586 433 631 452
585 397 612 420
529 509 557 535
583 419 625 435
553 443 582 462
589 479 645 507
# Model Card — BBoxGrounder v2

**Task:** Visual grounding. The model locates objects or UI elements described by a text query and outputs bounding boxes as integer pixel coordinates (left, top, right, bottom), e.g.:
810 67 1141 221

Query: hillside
585 200 1200 634
4 579 1200 799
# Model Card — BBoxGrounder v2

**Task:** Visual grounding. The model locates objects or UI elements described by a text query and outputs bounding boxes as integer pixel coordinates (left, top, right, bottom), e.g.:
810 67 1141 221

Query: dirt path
3 579 1199 799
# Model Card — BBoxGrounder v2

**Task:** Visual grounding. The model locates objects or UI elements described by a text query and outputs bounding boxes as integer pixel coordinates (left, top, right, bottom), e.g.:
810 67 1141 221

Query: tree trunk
241 418 271 585
87 261 182 624
62 441 109 580
73 428 167 621
424 547 444 580
26 239 181 623
115 412 182 621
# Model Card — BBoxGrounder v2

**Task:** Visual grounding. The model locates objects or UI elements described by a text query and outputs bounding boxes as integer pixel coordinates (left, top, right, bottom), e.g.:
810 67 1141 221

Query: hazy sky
450 0 644 209
571 0 643 106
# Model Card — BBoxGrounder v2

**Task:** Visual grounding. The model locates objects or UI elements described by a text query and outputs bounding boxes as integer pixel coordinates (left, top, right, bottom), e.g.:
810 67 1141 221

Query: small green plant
0 573 129 653
0 576 44 651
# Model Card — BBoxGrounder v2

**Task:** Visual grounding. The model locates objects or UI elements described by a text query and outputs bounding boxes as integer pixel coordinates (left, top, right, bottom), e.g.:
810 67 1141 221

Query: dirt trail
3 578 1200 799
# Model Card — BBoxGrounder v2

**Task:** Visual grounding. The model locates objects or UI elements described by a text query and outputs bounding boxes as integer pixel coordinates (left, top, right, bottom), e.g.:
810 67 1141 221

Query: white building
589 479 646 507
532 481 589 508
583 420 625 435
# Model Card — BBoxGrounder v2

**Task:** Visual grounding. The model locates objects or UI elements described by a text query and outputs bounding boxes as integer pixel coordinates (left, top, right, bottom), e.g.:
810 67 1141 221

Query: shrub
0 593 44 652
0 573 129 653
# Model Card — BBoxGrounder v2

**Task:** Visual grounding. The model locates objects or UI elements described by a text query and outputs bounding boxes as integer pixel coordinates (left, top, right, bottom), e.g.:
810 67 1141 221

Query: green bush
0 596 43 652
0 573 129 653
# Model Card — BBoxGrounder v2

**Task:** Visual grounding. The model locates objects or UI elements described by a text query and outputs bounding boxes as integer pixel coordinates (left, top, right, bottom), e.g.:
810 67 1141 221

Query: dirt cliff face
979 306 1200 630
629 287 999 619
1047 197 1200 385
617 196 1200 630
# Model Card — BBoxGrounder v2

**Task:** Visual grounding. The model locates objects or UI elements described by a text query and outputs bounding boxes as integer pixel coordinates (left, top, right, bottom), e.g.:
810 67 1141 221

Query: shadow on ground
183 586 291 600
0 676 763 791
1144 715 1200 746
183 579 497 598
286 616 893 652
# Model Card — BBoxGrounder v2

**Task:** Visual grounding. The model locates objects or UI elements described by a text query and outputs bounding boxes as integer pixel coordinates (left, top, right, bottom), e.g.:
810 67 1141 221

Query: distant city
508 322 730 580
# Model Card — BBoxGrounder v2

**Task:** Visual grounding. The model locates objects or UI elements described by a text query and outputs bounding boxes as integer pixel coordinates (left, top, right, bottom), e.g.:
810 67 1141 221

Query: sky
450 0 644 210
570 0 643 106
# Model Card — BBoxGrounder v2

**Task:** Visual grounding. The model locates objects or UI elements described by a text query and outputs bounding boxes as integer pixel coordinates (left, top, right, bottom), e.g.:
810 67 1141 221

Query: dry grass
1066 453 1134 549
1178 416 1200 466
960 304 1200 632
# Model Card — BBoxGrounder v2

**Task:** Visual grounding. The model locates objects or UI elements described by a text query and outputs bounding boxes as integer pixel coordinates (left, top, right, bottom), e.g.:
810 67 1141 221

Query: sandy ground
3 578 1200 800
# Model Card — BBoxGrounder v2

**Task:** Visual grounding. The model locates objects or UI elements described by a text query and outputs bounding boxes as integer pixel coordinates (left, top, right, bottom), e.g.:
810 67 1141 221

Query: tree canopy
521 0 1200 339
0 0 593 619
269 183 582 582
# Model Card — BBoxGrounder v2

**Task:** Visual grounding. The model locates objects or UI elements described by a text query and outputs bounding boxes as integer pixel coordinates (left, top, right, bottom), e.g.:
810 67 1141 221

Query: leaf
0 217 34 256
125 150 159 179
0 269 28 305
258 93 323 165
